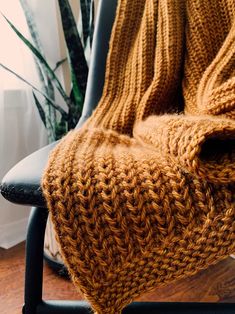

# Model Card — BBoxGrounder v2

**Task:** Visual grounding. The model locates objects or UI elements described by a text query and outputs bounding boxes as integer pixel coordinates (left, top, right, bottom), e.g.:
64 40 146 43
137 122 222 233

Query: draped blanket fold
42 0 235 313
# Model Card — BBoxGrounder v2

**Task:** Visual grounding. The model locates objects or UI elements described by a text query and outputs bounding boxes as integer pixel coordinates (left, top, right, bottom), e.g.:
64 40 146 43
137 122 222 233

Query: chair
1 1 235 313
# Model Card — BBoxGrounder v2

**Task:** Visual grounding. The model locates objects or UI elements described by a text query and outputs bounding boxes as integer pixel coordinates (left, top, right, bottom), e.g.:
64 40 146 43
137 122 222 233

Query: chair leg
23 207 48 314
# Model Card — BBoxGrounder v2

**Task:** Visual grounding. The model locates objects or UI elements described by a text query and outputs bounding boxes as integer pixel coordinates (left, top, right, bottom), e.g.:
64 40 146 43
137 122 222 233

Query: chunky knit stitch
42 0 235 313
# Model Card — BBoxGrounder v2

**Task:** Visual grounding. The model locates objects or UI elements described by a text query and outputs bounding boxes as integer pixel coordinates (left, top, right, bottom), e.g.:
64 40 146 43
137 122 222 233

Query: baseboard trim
0 217 28 249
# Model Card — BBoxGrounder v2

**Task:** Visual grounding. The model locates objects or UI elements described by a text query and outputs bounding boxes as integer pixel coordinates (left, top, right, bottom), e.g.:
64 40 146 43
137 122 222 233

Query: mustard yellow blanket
43 1 235 313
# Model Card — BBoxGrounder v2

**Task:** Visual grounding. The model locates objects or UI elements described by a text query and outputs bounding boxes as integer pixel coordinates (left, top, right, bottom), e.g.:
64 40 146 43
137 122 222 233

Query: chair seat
0 142 58 208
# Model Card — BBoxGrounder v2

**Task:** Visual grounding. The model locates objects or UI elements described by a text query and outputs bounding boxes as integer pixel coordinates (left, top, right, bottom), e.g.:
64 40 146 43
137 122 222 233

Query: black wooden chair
1 1 235 313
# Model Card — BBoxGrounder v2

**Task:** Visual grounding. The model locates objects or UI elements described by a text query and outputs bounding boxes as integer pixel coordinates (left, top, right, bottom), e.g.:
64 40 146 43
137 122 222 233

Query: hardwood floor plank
0 242 235 314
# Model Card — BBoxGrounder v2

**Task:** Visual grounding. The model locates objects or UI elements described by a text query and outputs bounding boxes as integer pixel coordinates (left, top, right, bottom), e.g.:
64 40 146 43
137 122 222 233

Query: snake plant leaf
19 0 44 55
33 91 56 141
2 14 71 108
46 80 56 122
55 119 67 140
0 63 68 119
71 69 83 109
32 91 46 128
53 57 67 72
19 0 53 94
67 77 83 129
33 91 56 142
69 70 84 127
58 0 88 97
80 0 91 46
89 0 95 47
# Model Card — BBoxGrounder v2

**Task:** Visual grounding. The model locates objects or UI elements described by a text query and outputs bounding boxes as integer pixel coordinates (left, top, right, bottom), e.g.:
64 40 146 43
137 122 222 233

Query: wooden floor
0 242 235 314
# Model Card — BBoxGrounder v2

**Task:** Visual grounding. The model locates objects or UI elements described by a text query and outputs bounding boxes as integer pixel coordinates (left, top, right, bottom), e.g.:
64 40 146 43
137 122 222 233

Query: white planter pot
44 216 63 264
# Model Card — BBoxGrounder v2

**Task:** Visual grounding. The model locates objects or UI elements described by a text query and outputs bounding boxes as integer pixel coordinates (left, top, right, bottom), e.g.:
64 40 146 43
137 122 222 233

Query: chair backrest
76 0 118 128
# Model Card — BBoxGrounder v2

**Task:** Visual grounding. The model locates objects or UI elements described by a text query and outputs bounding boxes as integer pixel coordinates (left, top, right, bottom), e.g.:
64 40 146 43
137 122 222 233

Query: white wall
0 90 48 248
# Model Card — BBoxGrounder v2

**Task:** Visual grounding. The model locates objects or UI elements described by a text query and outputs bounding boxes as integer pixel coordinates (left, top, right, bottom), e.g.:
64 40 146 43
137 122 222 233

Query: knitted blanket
42 0 235 313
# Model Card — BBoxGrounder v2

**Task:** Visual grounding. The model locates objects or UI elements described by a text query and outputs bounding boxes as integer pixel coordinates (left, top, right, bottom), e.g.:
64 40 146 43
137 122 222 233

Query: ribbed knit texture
42 1 235 313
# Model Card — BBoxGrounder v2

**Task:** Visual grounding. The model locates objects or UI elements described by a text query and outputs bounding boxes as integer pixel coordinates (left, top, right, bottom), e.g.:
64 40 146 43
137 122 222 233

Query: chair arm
0 142 57 207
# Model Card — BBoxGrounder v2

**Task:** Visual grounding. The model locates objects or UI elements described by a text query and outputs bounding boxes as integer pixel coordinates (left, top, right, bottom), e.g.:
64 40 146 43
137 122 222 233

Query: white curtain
0 0 64 248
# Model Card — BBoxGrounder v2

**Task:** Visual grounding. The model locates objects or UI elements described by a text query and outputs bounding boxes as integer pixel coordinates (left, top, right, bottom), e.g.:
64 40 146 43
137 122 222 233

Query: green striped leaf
89 0 95 47
32 91 46 128
80 0 91 46
19 0 44 55
58 0 88 97
53 58 67 72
